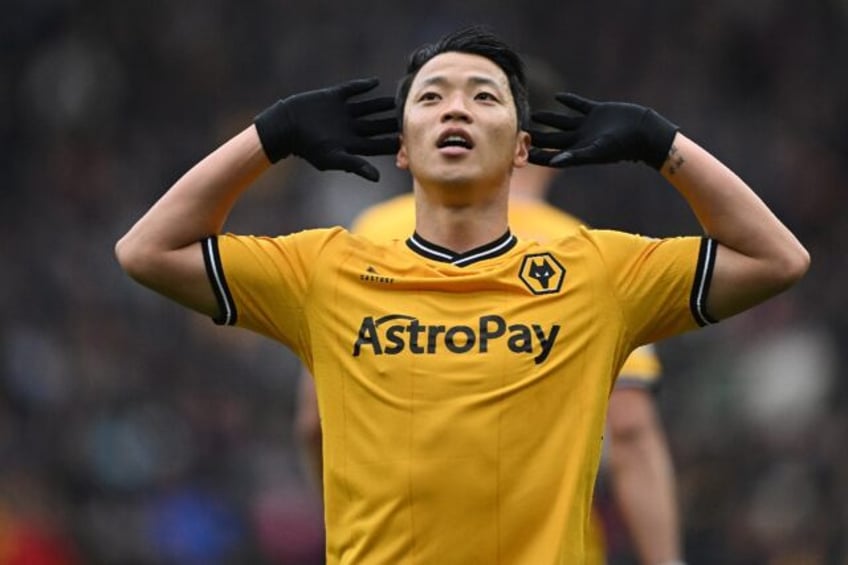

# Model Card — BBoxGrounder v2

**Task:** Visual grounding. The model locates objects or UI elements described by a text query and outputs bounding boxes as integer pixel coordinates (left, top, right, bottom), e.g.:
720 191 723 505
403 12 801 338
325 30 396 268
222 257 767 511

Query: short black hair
396 25 530 130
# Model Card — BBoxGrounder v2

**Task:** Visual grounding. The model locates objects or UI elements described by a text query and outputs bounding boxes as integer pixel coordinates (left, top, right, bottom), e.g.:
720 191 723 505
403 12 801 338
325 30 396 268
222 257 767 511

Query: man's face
397 51 529 189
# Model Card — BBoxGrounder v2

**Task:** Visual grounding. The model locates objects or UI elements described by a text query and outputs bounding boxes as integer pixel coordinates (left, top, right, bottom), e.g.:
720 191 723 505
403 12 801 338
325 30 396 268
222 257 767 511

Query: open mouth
437 131 474 150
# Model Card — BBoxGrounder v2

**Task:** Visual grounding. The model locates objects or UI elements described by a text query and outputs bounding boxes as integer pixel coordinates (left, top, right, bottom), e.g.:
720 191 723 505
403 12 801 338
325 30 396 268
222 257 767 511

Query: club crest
519 253 565 295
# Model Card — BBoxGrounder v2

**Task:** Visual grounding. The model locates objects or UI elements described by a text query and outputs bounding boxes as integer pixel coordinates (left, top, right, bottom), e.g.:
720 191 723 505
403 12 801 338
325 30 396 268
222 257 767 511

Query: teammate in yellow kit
116 26 808 563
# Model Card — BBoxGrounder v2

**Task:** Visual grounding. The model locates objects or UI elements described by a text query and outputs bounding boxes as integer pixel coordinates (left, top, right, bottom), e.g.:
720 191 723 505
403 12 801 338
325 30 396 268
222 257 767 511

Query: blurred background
1 1 846 563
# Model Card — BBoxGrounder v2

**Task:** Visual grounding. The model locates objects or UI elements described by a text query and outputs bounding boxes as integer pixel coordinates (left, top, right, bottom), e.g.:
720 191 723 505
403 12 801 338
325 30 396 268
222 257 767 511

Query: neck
412 181 510 253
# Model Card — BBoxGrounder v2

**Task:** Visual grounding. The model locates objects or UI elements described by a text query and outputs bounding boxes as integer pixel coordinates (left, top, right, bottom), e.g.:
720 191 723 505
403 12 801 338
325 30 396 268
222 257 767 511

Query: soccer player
295 59 685 564
115 26 809 564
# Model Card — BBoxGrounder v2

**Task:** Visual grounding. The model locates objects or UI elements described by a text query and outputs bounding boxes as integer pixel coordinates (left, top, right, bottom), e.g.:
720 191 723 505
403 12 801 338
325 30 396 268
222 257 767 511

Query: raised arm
115 127 269 316
529 93 809 321
115 78 399 316
659 133 808 320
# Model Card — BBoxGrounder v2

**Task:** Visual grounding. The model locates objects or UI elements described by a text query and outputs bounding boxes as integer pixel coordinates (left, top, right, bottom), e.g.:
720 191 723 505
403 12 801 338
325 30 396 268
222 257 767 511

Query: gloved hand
254 77 399 182
528 93 679 170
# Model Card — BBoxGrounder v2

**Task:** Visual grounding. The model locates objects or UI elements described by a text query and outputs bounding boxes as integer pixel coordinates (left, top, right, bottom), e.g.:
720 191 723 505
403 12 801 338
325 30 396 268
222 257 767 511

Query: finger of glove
527 148 560 166
531 112 583 131
348 96 396 117
527 130 579 149
348 136 400 156
553 92 599 114
338 77 381 98
316 150 381 182
550 141 610 167
353 117 399 137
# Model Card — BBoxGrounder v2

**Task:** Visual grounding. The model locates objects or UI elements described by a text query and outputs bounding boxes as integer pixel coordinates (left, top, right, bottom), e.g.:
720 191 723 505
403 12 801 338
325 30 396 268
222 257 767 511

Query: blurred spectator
0 469 80 565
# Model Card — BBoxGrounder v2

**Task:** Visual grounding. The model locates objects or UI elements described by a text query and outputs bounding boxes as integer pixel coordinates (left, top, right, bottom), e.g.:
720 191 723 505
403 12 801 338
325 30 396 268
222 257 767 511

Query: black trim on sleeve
690 237 718 327
201 236 237 326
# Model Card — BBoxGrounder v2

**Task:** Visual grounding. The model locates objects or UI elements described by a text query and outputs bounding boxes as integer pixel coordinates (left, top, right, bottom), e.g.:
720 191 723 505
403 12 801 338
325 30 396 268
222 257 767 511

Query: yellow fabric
584 509 608 565
215 224 702 564
353 195 663 562
352 193 662 387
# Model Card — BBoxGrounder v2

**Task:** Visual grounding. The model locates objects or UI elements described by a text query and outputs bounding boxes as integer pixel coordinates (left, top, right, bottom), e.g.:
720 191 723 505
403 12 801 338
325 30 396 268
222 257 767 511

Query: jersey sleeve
588 228 718 347
201 227 345 351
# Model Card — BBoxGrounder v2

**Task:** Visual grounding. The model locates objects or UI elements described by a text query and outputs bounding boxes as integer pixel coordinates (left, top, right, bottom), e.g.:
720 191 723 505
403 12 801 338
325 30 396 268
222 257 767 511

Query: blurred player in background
294 58 683 564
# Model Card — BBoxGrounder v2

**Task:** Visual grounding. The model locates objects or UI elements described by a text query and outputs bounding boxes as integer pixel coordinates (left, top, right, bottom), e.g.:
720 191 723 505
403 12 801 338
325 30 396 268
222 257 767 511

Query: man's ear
513 130 530 168
396 134 409 170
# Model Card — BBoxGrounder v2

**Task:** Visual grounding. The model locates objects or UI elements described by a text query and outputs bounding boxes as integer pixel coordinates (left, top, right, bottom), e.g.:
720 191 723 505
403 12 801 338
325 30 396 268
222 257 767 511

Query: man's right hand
254 78 400 182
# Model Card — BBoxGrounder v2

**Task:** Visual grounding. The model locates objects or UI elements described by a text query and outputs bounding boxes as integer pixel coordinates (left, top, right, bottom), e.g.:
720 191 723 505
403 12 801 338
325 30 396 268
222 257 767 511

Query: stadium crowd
1 1 846 563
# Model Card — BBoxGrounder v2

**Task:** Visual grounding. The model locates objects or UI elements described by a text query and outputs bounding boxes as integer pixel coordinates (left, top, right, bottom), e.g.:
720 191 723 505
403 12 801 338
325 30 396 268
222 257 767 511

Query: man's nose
441 94 472 122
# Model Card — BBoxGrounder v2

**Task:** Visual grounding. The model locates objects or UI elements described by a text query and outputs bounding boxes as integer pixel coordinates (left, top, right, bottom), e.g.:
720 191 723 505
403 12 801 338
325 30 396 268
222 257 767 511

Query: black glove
254 77 399 182
528 93 678 170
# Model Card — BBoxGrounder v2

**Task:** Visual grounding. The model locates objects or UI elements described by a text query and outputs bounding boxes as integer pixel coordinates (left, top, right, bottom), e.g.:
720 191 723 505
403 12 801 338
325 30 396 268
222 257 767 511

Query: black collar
406 230 517 267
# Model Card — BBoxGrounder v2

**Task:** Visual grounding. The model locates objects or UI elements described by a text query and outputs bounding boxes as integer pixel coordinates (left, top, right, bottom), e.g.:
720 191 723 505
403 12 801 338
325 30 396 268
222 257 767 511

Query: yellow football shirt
352 193 662 563
204 225 716 564
352 192 663 390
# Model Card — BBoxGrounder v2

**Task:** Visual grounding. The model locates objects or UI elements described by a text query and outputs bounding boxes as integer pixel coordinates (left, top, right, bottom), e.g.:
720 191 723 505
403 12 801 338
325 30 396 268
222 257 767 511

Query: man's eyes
416 91 499 103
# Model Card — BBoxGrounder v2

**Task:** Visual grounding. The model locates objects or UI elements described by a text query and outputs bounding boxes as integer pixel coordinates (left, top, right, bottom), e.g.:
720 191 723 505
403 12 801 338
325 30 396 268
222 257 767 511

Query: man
295 59 685 564
116 26 808 564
